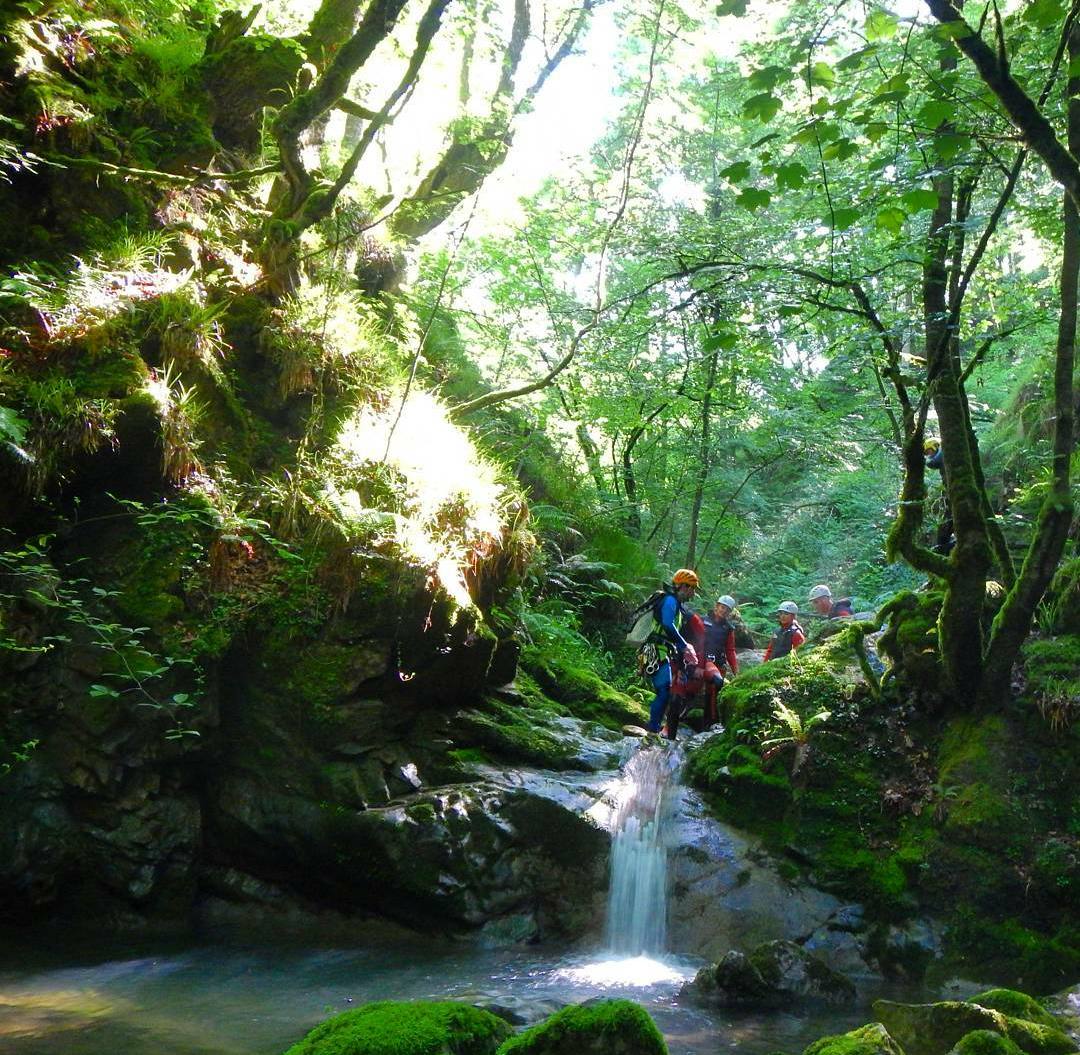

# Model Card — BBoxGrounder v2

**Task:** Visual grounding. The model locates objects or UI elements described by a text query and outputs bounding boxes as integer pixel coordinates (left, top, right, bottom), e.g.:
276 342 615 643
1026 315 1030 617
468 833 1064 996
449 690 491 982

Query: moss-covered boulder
751 940 856 1003
803 1023 905 1055
283 1000 512 1055
681 941 855 1007
872 1000 1078 1055
496 1000 667 1055
968 991 1060 1030
681 952 772 1006
947 1032 1025 1055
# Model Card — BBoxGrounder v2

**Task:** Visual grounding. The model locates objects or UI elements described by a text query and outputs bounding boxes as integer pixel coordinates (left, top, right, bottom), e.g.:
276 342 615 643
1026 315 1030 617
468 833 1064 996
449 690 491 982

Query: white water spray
603 744 682 956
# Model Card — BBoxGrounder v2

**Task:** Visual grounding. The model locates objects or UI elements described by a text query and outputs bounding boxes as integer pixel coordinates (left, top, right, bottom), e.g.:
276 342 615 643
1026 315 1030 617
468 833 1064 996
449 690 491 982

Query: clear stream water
0 932 927 1055
0 744 928 1054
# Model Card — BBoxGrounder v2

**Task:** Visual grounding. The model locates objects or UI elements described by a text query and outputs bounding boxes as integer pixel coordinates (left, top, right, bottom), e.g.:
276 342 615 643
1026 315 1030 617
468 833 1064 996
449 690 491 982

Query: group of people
643 570 853 739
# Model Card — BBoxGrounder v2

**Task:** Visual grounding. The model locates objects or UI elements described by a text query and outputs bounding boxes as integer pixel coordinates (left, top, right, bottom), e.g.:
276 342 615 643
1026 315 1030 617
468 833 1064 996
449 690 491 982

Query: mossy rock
873 1000 1078 1055
967 993 1059 1031
803 1023 905 1055
947 1031 1025 1055
1045 559 1080 634
452 697 578 770
748 940 856 1004
496 999 667 1055
1021 636 1080 720
876 590 944 692
282 1000 511 1055
945 914 1080 993
520 645 645 728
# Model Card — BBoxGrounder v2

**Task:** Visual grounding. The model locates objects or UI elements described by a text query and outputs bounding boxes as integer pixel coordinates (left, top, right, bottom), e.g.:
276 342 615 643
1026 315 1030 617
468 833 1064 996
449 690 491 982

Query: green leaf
748 65 788 91
750 131 782 149
917 99 954 129
869 89 908 107
737 188 773 210
830 207 860 230
864 121 890 142
716 0 748 15
821 138 859 161
743 93 783 122
792 120 841 146
932 19 973 40
703 331 739 351
902 188 939 212
837 45 877 71
865 9 899 40
876 206 907 235
720 160 752 182
810 97 832 116
1023 0 1066 28
89 684 120 699
1068 56 1080 78
810 61 837 89
0 406 26 444
935 131 970 160
778 303 804 317
776 161 810 190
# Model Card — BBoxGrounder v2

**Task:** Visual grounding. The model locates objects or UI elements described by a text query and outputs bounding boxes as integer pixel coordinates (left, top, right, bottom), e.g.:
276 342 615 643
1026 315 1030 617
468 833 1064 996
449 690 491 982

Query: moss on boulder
683 941 855 1007
968 991 1060 1030
872 1000 1078 1055
947 1032 1025 1055
803 1023 904 1055
520 645 645 728
496 1000 667 1055
282 1000 511 1055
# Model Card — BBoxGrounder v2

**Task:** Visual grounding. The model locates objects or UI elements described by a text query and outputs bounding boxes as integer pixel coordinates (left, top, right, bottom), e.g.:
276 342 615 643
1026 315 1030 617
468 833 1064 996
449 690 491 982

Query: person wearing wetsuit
764 601 806 661
808 585 854 619
647 568 699 737
701 595 739 728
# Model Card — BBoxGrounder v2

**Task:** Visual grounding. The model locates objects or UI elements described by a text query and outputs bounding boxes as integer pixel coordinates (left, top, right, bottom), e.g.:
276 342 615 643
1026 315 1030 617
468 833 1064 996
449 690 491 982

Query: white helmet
808 584 832 601
777 601 799 615
716 595 737 609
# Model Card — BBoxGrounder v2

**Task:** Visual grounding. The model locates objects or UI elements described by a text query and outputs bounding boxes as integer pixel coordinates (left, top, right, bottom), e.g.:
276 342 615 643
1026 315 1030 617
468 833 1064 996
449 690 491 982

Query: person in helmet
764 601 805 662
808 584 854 619
701 595 739 727
647 568 700 737
924 438 953 553
667 609 707 739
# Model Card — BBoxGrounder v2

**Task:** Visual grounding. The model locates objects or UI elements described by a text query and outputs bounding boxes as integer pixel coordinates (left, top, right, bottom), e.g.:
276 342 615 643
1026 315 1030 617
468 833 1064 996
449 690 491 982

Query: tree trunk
977 25 1080 706
685 340 718 567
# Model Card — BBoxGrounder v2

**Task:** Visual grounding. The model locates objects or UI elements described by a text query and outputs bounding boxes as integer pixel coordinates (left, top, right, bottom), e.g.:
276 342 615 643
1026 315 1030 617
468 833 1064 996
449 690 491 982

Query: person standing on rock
701 595 739 728
763 602 805 662
646 569 700 738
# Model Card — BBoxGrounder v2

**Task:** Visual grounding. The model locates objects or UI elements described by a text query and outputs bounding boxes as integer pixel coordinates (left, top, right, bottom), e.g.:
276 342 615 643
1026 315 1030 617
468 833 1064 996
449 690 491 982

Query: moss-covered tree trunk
977 25 1080 707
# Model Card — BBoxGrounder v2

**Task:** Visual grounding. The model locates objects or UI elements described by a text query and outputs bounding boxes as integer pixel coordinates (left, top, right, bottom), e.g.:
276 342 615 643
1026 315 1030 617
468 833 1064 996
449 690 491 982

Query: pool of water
0 927 927 1055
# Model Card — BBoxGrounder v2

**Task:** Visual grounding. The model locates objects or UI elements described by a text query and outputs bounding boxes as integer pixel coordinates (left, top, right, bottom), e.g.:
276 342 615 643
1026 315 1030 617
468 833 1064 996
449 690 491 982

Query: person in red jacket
764 601 806 662
702 595 739 728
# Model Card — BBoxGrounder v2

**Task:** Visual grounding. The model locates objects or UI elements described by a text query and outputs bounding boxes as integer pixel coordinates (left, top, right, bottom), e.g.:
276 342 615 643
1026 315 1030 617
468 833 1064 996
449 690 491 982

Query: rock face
282 1000 511 1055
496 1000 668 1055
667 783 859 963
0 553 620 941
681 939 855 1007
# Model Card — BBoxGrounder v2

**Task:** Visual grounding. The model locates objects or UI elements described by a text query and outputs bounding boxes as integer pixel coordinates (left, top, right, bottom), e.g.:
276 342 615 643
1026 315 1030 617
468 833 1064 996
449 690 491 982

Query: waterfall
603 743 682 957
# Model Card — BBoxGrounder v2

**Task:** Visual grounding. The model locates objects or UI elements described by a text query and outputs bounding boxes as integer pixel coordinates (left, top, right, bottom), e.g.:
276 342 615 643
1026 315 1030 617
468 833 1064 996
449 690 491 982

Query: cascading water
603 742 683 956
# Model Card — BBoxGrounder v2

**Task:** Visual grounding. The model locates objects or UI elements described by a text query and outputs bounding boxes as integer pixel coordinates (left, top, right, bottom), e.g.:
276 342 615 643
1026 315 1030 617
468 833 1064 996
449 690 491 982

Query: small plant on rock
760 701 831 777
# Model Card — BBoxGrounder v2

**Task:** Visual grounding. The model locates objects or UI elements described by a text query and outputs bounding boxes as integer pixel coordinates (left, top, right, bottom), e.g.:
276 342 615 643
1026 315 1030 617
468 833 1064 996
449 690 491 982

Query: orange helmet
672 569 700 588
